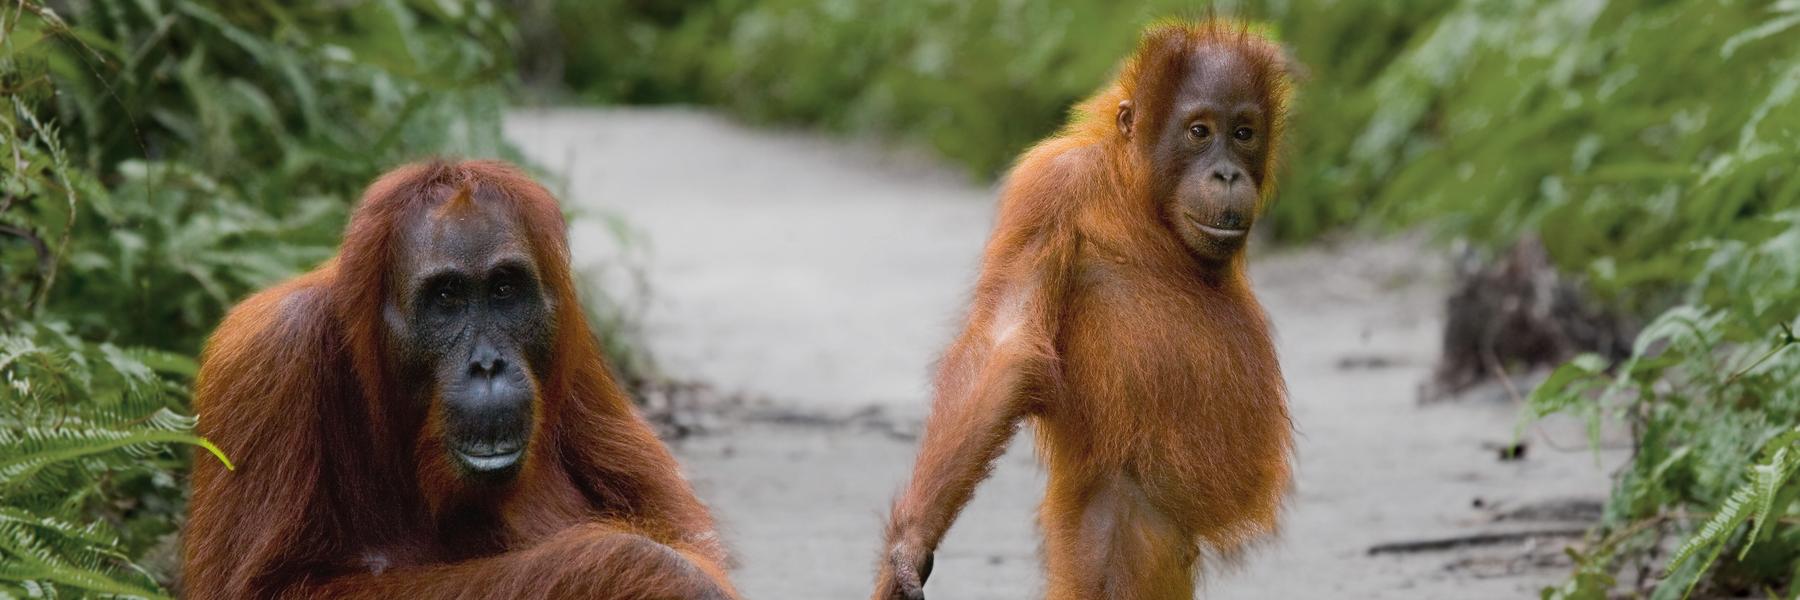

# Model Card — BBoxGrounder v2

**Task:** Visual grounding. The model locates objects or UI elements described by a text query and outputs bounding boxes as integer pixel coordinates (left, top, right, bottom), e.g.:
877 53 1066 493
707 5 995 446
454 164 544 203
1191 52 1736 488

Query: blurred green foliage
529 0 1800 595
2 0 515 595
523 0 1447 235
531 0 1797 296
17 0 513 351
1531 217 1800 598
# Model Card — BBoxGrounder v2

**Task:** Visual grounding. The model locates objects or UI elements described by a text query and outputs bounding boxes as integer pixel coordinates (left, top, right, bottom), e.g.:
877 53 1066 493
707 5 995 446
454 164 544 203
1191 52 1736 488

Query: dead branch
1367 528 1591 555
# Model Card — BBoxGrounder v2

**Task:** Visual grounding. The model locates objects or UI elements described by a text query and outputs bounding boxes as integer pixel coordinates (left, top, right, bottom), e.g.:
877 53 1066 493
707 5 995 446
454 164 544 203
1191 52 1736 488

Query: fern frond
0 427 232 488
1666 484 1754 598
1740 431 1800 552
0 560 163 599
1664 427 1800 599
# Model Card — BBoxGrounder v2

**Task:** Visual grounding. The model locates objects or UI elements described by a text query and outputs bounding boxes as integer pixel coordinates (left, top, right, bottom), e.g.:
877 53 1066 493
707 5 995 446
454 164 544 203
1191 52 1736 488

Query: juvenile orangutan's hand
871 541 933 600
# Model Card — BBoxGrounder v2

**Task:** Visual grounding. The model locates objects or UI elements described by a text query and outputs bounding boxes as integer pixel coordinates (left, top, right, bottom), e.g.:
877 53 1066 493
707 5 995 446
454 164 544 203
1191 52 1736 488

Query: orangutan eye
435 285 462 308
1189 124 1210 139
1234 126 1254 141
492 283 514 300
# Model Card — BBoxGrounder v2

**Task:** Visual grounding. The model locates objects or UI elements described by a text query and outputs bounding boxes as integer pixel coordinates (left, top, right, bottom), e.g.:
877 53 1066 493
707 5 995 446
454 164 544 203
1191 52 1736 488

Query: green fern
1664 430 1800 598
1531 222 1800 598
0 426 232 488
3 0 525 595
0 327 232 598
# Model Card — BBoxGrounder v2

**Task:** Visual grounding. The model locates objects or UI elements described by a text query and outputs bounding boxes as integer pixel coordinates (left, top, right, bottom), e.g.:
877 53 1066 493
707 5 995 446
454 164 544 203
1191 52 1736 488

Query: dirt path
505 107 1627 599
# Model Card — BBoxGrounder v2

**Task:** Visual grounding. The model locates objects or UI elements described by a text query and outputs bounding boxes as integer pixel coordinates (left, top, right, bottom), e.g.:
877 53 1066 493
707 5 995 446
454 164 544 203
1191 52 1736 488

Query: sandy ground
505 107 1628 600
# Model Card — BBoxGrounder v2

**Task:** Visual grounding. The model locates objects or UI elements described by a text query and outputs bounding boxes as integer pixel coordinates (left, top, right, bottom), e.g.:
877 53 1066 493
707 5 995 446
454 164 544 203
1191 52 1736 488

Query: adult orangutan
874 20 1298 600
183 160 736 599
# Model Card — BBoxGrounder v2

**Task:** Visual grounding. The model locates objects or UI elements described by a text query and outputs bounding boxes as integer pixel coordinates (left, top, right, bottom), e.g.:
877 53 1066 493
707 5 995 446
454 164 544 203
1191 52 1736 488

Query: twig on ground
1367 528 1591 555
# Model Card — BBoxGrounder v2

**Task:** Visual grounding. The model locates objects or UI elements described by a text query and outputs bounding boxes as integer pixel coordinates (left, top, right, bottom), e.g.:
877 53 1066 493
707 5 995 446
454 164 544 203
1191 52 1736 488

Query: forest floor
506 107 1630 600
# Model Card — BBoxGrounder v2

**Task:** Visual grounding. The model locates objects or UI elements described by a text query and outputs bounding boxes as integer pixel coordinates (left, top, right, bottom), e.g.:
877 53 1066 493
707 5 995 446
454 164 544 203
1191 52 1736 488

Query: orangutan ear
1116 100 1135 140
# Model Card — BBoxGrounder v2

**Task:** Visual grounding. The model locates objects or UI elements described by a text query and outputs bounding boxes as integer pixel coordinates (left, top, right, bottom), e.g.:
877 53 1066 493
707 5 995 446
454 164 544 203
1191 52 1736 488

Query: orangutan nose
467 343 507 380
1211 166 1245 187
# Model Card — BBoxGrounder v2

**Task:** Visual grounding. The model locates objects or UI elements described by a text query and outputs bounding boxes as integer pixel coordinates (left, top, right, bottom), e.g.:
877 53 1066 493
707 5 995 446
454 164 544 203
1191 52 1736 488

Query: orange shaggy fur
877 20 1295 599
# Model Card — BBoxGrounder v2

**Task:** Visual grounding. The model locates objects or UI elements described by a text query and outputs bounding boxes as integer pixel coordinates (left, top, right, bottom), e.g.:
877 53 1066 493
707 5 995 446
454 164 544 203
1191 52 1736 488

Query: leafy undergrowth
2 0 514 595
1532 218 1800 599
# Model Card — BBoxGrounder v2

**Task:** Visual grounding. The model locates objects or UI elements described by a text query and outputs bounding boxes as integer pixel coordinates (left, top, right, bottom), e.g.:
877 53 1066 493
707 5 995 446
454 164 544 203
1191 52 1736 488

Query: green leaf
0 429 234 487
